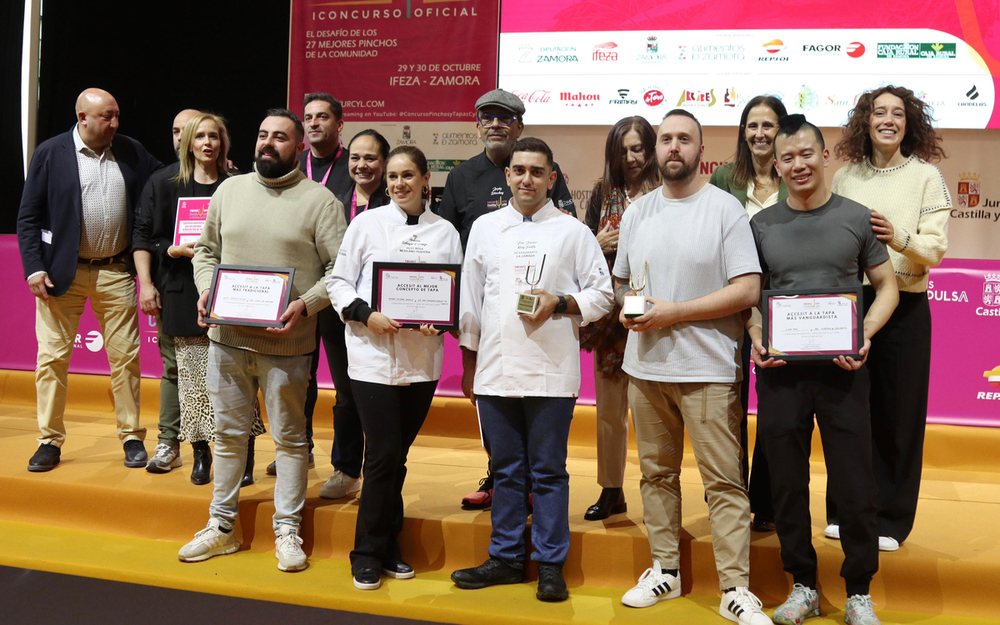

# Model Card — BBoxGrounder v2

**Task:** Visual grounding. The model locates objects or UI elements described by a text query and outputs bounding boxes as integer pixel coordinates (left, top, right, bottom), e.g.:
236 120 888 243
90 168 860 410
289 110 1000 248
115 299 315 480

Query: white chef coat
326 202 463 385
460 201 613 398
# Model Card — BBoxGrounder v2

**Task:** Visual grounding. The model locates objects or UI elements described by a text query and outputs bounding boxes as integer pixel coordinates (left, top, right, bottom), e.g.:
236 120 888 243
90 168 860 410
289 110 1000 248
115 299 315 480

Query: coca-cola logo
644 89 664 107
512 89 552 103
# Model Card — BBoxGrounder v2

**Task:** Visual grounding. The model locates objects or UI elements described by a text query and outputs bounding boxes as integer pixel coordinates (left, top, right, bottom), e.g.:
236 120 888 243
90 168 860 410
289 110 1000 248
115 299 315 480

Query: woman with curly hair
825 85 951 551
580 116 659 520
710 95 788 533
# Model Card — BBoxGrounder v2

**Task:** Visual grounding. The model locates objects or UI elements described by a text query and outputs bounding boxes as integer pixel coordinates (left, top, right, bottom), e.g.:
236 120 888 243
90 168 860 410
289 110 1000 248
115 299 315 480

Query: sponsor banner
498 29 996 127
288 0 499 122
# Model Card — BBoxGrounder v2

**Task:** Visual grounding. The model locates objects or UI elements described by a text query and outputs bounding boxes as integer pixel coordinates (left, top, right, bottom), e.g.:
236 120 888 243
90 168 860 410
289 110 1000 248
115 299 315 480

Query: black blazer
16 127 162 296
335 182 390 226
133 163 219 337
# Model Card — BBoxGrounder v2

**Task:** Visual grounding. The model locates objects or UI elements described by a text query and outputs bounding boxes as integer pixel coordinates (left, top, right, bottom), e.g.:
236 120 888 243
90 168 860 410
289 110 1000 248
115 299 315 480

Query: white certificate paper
379 269 455 324
769 295 855 354
211 271 287 322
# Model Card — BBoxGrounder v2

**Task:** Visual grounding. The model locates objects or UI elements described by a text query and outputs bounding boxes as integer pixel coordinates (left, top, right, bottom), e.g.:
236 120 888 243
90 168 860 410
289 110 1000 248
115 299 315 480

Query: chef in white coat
326 145 463 591
450 137 613 602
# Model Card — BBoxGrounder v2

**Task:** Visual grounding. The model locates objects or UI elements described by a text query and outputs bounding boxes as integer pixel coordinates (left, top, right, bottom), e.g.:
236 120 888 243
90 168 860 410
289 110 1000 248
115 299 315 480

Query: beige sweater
831 155 951 292
193 167 346 355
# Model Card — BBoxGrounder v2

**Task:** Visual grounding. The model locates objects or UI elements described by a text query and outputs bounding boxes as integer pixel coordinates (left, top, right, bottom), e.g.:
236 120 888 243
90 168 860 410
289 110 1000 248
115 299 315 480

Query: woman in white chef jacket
326 145 463 591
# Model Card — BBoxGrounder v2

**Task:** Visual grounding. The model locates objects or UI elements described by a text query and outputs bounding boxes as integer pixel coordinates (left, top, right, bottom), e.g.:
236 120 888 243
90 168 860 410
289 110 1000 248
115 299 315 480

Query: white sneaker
319 470 362 500
621 561 681 608
178 518 239 562
824 524 840 540
275 525 308 572
772 583 820 625
721 587 773 625
878 536 899 552
146 443 182 473
845 594 881 625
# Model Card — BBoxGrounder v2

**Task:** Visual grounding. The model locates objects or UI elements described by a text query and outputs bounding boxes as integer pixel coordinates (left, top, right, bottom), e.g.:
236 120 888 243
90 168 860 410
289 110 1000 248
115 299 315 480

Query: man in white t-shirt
612 109 770 625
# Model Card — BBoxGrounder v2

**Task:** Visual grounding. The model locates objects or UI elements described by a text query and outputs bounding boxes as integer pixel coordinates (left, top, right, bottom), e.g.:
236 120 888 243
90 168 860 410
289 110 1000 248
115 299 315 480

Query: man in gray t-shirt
748 115 897 625
612 110 770 624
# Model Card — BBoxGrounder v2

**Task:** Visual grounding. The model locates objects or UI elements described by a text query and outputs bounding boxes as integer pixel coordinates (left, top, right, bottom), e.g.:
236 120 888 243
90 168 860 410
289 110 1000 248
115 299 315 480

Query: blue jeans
206 342 311 534
477 395 576 563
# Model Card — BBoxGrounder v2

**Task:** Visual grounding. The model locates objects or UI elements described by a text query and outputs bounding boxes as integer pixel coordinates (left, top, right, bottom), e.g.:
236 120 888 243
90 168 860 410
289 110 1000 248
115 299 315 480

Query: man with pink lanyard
262 92 359 489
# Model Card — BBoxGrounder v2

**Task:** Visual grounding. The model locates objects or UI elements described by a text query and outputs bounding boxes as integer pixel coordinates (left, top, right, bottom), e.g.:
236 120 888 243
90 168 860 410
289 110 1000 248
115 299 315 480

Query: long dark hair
729 95 787 189
835 85 946 163
596 116 658 204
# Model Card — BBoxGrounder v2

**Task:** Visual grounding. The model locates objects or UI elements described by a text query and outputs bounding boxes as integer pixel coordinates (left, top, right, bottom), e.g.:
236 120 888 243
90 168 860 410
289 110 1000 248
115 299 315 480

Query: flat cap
475 89 526 117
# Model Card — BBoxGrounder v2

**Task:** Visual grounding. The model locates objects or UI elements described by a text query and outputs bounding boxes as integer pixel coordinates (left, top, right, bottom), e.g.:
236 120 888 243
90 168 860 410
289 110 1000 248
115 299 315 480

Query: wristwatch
555 295 568 314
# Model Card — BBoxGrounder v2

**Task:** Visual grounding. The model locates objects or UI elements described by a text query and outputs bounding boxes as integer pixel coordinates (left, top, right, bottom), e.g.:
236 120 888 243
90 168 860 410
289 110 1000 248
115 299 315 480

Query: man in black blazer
16 88 161 472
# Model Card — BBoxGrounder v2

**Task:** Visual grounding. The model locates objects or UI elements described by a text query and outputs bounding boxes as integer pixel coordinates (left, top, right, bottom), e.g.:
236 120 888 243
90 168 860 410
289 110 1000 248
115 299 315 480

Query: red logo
644 90 664 106
512 89 552 103
846 42 865 58
763 39 785 54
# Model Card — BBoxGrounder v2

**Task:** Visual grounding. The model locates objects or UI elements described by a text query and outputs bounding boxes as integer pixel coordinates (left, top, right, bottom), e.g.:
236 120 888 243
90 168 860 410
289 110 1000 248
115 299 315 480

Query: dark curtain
1 1 26 234
34 0 291 179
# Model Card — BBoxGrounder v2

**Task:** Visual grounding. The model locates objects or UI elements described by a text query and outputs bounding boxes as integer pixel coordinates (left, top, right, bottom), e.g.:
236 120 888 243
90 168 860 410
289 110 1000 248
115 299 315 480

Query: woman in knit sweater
826 85 951 551
326 145 463 590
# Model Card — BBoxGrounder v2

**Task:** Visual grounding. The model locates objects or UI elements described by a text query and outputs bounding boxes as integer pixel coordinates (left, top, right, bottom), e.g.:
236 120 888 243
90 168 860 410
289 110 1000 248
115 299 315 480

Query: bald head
173 108 201 154
75 88 119 153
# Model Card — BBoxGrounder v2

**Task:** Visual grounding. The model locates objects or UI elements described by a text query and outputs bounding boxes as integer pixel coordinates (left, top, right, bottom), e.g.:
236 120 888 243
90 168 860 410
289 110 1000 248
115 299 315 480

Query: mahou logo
560 91 600 107
644 89 665 107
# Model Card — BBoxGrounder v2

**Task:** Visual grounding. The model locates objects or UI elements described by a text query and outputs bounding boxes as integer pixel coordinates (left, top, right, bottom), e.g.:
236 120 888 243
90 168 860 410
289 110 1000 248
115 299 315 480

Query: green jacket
708 162 788 208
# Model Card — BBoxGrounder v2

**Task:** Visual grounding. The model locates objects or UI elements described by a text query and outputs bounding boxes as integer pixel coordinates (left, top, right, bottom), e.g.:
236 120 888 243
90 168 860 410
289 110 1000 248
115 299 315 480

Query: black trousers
828 288 931 542
350 378 437 572
741 331 773 520
758 364 878 596
304 307 364 478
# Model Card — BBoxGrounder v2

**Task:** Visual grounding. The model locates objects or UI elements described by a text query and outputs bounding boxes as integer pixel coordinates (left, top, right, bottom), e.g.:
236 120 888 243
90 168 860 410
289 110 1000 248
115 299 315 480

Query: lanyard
306 143 343 187
350 187 359 222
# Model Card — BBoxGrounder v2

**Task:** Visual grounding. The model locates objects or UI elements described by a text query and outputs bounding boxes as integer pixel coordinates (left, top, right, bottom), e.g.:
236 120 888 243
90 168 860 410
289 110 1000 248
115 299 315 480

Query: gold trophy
623 260 648 318
516 254 546 315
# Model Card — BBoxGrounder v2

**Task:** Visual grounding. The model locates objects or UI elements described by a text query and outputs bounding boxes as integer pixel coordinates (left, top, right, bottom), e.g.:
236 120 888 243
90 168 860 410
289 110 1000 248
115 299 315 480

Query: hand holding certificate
204 265 296 328
173 197 212 247
371 262 461 331
762 288 863 362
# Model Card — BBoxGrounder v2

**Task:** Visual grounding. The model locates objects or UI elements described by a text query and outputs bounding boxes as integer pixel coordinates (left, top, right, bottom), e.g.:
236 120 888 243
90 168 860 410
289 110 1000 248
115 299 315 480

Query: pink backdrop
3 236 998 425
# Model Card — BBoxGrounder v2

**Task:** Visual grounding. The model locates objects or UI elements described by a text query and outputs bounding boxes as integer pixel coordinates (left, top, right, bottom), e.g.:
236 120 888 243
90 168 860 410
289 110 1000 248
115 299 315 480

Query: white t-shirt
613 183 761 383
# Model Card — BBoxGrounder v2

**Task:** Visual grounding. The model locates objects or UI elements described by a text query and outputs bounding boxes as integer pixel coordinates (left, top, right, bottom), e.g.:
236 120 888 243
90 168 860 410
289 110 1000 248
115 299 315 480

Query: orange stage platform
1 369 999 625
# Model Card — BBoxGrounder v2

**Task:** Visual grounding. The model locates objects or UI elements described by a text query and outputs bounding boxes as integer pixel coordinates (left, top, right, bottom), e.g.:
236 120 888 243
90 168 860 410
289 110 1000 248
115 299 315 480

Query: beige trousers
629 376 750 590
35 263 145 447
594 357 630 488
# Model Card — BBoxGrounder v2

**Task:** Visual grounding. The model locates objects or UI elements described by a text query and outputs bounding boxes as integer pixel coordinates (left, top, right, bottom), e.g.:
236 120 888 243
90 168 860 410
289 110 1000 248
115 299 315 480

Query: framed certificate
371 262 461 331
172 197 212 247
206 265 296 328
762 287 863 361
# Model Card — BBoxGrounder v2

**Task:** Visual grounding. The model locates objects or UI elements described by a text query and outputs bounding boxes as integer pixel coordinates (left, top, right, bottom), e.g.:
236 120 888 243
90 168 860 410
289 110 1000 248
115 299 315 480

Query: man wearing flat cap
437 88 576 510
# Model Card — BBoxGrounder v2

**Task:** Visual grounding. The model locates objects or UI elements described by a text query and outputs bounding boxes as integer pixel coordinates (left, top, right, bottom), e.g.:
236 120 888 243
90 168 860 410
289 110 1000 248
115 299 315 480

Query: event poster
288 0 500 122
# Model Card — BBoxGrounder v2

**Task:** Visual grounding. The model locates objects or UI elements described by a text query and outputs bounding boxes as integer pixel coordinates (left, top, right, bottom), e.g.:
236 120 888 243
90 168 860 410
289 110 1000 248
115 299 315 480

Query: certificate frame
172 196 212 247
371 262 461 331
762 287 863 362
206 264 296 328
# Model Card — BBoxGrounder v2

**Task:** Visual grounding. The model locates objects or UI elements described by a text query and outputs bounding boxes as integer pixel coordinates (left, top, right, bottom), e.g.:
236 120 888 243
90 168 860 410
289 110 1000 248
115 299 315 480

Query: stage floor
1 370 999 624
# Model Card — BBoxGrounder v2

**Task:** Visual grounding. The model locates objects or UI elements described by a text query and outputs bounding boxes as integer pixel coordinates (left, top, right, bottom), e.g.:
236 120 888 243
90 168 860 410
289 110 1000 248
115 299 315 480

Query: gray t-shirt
750 193 890 290
613 183 761 383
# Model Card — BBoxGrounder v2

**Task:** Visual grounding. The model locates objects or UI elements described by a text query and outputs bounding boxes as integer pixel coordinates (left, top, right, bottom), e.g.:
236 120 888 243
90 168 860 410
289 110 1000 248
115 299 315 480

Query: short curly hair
835 85 946 163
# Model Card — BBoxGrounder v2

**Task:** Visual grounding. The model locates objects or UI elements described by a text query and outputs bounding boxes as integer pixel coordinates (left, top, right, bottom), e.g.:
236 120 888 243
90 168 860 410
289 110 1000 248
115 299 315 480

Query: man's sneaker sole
622 587 680 608
146 457 183 474
178 541 240 562
277 559 308 572
773 608 821 625
384 567 415 579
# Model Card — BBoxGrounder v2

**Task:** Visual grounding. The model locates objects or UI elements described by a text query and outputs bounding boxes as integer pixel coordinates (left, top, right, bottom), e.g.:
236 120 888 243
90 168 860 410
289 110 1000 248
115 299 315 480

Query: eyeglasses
477 112 518 128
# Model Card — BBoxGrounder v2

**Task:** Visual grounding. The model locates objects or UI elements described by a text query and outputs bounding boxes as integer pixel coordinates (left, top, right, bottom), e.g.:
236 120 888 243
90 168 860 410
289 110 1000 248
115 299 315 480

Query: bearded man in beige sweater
178 109 346 572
